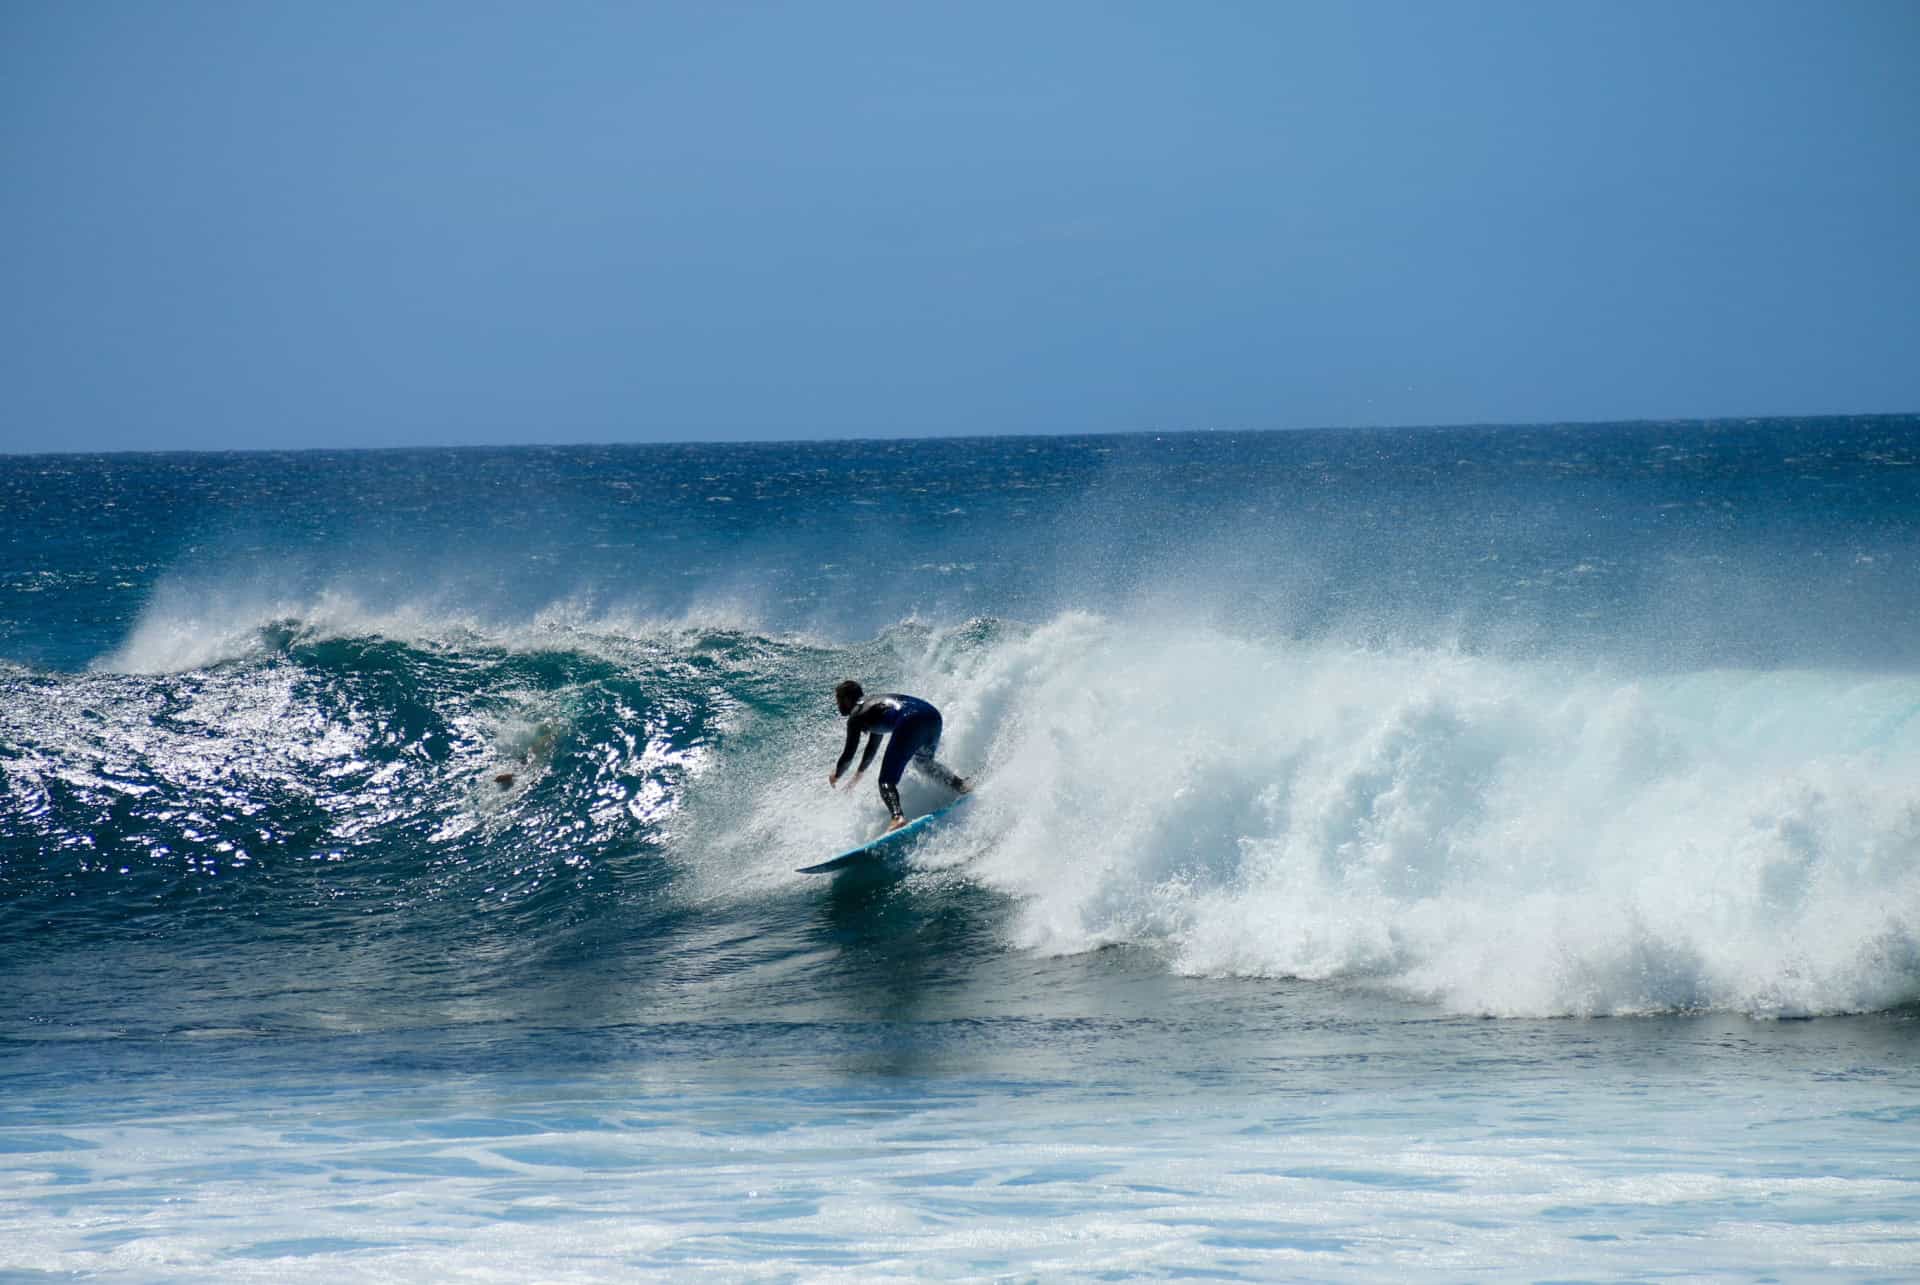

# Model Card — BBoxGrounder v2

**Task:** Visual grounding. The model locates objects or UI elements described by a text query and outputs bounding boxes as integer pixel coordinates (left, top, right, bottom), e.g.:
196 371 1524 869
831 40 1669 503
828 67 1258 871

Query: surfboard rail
798 794 971 873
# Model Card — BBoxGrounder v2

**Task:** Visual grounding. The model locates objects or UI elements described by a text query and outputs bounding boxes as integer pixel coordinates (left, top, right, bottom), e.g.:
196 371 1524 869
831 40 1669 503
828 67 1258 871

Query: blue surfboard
798 794 972 874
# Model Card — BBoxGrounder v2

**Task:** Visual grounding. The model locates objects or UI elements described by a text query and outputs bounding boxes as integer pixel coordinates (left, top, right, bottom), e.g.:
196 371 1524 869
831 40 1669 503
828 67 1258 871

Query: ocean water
3 419 1919 1280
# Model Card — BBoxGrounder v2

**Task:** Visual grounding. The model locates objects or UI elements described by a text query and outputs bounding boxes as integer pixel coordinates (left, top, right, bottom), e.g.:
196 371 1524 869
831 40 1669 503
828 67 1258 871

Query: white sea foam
918 614 1920 1018
6 1064 1916 1282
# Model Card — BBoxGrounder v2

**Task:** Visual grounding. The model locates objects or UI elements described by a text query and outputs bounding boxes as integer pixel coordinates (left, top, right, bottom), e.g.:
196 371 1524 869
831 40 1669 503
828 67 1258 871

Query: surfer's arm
857 732 882 775
831 722 862 783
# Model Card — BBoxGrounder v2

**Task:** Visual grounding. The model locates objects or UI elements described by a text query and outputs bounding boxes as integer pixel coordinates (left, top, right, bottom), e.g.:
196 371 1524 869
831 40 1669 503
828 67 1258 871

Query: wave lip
92 584 790 675
92 587 455 674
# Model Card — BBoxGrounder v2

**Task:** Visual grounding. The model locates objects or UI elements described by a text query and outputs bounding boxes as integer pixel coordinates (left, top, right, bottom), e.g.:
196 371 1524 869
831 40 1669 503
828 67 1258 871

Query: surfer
829 680 969 831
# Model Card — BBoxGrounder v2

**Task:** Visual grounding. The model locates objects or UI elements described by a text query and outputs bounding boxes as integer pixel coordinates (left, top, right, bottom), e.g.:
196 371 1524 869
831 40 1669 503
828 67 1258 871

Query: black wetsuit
835 693 964 820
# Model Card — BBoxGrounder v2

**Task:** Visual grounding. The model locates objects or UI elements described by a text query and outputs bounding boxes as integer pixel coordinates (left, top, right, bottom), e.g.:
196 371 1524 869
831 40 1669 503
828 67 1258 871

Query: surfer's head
834 679 863 716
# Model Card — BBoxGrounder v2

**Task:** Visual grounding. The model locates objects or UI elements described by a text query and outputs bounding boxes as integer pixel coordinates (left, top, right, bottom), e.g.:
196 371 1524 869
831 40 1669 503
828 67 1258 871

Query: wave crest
94 583 785 674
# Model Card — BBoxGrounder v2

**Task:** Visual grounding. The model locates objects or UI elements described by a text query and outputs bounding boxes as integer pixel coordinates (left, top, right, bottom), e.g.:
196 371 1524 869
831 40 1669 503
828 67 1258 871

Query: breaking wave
7 599 1919 1020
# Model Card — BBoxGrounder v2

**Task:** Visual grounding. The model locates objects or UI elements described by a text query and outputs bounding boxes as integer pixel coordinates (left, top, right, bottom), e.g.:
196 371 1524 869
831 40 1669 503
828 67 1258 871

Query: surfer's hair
834 679 863 711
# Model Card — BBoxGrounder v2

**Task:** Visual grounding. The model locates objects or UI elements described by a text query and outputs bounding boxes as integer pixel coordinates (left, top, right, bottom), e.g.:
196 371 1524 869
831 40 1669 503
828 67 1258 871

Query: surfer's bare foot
885 816 907 832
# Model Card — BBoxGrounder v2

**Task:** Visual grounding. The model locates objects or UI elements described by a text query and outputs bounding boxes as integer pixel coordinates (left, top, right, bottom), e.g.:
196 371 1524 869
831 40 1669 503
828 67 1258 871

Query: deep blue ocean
4 419 1920 1280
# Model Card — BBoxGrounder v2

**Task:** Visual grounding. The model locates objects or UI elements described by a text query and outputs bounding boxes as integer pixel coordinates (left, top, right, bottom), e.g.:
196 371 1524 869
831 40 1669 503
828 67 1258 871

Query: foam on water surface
6 1006 1918 1281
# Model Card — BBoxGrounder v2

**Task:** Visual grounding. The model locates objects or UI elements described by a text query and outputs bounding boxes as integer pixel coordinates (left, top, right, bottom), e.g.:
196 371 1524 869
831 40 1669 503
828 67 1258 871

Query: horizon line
4 408 1916 461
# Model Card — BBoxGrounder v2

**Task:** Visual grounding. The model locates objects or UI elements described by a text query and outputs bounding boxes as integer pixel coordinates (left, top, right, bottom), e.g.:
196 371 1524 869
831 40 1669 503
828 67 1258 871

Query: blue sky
3 0 1916 451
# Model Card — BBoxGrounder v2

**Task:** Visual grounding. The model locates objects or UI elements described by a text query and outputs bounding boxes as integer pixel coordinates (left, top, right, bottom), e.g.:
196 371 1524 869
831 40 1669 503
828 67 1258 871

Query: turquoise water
4 420 1919 1278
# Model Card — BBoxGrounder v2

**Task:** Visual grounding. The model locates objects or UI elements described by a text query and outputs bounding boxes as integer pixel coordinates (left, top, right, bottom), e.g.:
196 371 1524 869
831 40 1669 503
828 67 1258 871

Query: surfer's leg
905 713 967 793
876 724 922 821
913 752 967 793
878 711 947 819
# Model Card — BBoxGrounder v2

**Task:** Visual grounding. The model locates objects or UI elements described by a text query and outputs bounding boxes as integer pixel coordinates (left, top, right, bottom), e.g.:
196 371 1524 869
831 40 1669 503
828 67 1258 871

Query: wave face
0 621 733 1011
3 419 1919 1022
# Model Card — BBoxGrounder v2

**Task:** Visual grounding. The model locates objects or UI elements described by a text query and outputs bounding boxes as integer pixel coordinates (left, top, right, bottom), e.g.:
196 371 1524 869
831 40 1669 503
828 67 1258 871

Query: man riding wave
828 680 969 831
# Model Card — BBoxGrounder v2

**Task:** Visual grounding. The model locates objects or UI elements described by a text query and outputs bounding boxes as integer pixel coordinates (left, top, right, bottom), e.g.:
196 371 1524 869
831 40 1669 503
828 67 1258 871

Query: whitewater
4 420 1919 1279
